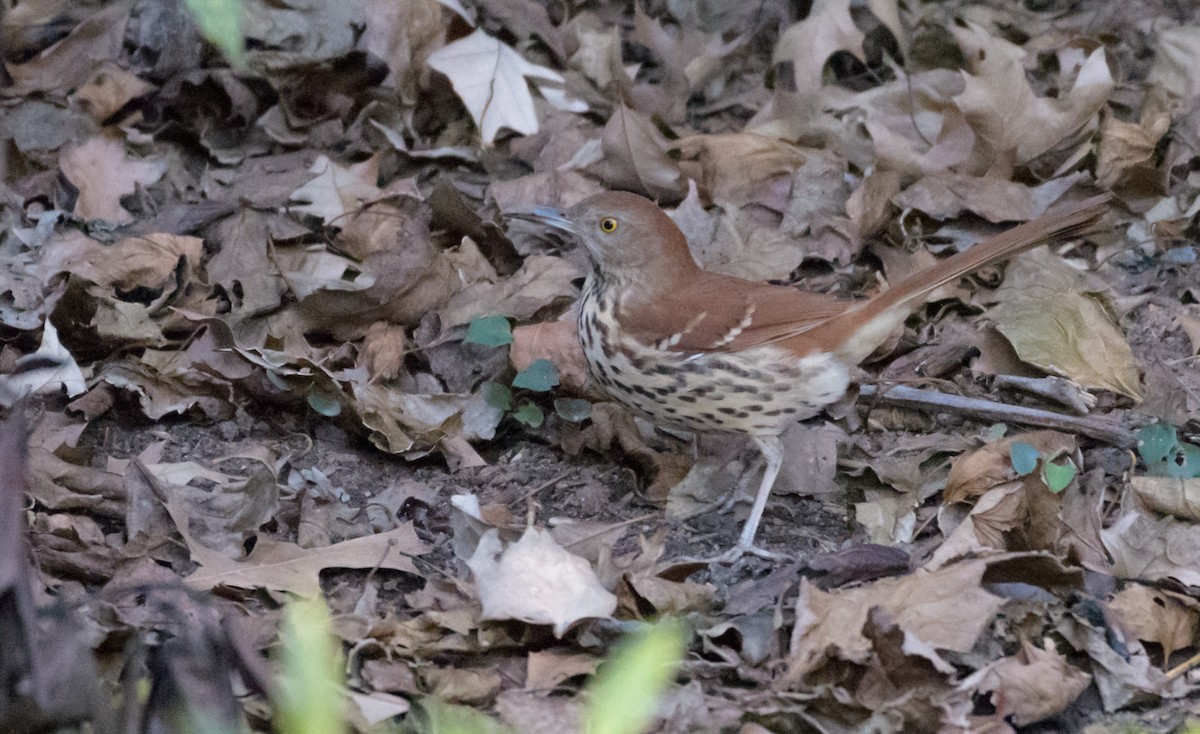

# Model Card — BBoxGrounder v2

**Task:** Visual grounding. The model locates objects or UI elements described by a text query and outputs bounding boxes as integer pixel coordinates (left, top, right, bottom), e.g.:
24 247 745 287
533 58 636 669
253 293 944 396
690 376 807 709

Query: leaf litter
2 0 1200 732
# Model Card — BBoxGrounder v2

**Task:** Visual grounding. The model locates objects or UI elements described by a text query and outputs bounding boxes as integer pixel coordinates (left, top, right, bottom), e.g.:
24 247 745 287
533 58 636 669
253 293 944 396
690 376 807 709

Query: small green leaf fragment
481 381 513 411
306 389 342 417
1010 442 1039 476
553 398 591 422
511 402 544 427
266 369 290 390
1138 424 1179 467
465 316 513 347
512 359 559 392
1167 443 1200 479
276 598 345 734
984 423 1008 442
583 618 688 734
1043 460 1077 493
183 0 245 67
411 697 513 734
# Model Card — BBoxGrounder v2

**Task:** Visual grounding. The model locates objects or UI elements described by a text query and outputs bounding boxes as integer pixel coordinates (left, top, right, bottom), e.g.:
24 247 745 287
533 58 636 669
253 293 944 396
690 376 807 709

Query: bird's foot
708 543 793 565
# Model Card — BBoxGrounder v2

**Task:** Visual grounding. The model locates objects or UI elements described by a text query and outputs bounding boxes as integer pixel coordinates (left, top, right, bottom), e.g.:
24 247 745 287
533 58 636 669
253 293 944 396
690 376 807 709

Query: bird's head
506 191 698 287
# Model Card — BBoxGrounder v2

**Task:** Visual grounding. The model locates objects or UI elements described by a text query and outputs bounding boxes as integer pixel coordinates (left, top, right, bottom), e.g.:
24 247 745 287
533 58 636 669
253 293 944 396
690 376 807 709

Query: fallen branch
859 384 1137 449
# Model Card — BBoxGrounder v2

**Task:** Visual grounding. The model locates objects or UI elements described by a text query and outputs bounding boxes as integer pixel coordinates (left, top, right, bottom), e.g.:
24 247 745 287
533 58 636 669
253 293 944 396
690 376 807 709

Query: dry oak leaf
5 3 129 94
1096 97 1172 188
426 28 568 145
439 254 581 331
72 62 154 121
184 525 428 596
787 557 1004 679
588 104 686 204
289 154 385 225
467 527 617 637
1130 475 1200 523
1102 508 1200 588
951 23 1112 172
673 133 807 209
43 232 203 293
361 0 446 102
1108 583 1199 660
60 135 166 224
961 640 1091 726
772 0 864 95
988 251 1141 400
1148 25 1200 104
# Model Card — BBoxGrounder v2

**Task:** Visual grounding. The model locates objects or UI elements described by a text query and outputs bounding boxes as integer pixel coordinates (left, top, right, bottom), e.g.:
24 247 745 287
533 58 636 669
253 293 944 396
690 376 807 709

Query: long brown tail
813 193 1112 364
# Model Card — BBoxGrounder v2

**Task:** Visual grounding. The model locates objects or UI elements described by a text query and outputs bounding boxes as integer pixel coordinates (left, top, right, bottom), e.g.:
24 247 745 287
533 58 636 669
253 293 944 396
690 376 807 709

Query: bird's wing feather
617 272 853 355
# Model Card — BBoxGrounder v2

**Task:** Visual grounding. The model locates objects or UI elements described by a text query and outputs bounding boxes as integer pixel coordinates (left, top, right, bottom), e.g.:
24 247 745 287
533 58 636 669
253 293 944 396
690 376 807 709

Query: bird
506 190 1111 561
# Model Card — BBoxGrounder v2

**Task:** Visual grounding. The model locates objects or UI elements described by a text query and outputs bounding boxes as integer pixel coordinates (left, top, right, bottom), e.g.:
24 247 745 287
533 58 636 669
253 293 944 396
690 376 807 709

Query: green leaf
276 598 345 734
511 402 544 427
306 389 342 417
512 359 559 392
1010 442 1039 476
481 381 513 411
553 398 592 422
1043 460 1077 493
407 697 513 734
183 0 245 67
583 619 688 734
1138 424 1179 467
465 316 513 347
1167 442 1200 479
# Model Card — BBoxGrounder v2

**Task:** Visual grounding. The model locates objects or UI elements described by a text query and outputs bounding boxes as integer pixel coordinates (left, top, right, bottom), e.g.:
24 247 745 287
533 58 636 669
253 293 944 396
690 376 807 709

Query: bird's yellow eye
599 217 618 233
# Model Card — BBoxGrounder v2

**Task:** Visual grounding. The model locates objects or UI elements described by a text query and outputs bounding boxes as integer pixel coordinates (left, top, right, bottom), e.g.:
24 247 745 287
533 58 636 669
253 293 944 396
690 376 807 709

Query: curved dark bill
503 206 576 234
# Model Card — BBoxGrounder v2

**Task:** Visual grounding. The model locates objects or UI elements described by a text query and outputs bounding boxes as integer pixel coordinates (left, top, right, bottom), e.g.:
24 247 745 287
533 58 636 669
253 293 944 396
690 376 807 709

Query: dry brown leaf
427 28 574 145
1130 475 1200 522
289 154 384 224
59 135 166 224
525 651 600 690
846 170 900 237
467 528 617 637
588 104 686 203
361 0 444 102
1148 25 1200 104
1103 506 1200 587
961 640 1091 726
1108 584 1199 660
184 525 428 596
772 0 864 95
360 321 408 381
44 231 203 294
989 251 1142 400
439 255 581 331
944 431 1076 504
951 22 1112 173
787 556 1007 679
1096 95 1173 189
673 133 806 208
72 62 154 121
511 317 589 391
6 4 129 94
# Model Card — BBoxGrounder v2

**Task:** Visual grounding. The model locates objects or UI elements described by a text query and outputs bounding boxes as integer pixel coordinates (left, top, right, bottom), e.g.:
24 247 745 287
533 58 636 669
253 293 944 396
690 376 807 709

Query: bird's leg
712 435 790 564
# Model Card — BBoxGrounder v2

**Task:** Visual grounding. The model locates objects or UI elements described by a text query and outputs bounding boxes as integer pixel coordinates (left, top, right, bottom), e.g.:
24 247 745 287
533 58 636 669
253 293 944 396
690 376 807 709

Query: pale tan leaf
773 0 864 95
184 526 428 596
468 528 617 637
989 252 1141 400
427 28 566 144
60 135 166 224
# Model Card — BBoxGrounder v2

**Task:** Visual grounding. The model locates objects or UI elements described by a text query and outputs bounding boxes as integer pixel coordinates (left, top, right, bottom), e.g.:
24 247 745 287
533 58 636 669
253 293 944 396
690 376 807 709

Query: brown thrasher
508 190 1110 560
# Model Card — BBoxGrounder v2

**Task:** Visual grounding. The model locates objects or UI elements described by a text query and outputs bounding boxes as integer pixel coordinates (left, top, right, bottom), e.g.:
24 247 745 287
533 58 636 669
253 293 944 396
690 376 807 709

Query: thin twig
859 384 1137 448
